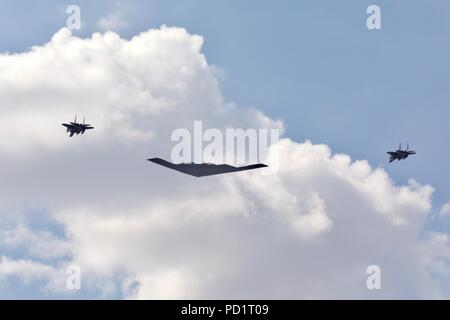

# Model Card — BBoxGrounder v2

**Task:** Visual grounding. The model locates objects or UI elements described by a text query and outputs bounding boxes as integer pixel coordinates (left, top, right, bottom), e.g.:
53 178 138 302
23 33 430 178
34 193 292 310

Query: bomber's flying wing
148 158 268 177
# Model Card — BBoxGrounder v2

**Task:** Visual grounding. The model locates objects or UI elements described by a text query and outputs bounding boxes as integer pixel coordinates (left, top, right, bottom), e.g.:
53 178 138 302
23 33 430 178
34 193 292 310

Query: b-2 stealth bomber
148 158 268 177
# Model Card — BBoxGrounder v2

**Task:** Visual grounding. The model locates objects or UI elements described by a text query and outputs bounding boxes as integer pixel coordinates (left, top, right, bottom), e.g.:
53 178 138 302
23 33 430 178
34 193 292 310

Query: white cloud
0 224 71 260
440 203 450 218
0 256 68 294
0 26 449 299
0 256 54 283
98 11 128 31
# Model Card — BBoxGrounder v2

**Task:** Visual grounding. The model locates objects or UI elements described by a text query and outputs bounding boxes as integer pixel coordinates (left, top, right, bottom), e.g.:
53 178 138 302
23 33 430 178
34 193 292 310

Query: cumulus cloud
0 26 449 299
440 203 450 218
98 11 128 31
0 224 71 260
0 256 68 296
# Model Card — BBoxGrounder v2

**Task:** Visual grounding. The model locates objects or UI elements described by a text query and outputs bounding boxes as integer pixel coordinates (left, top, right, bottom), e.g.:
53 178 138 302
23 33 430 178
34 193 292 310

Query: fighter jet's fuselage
387 144 416 163
62 116 94 137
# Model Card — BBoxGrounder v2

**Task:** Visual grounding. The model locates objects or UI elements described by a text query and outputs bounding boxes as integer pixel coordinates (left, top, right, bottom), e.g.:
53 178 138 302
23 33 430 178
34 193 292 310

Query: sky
0 0 450 299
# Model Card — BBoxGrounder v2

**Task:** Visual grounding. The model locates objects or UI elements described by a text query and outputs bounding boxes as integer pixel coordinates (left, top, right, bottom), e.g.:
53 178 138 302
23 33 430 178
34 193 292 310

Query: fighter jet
387 143 416 163
148 158 268 177
62 116 94 137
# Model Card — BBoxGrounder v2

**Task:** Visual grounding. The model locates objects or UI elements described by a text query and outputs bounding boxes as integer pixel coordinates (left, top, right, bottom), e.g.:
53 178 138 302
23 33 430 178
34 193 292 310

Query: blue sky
5 0 446 204
1 1 450 298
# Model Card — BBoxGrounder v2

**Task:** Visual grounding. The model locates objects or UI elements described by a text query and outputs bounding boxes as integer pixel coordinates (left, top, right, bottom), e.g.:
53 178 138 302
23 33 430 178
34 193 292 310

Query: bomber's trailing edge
148 158 268 177
62 115 94 137
387 143 416 163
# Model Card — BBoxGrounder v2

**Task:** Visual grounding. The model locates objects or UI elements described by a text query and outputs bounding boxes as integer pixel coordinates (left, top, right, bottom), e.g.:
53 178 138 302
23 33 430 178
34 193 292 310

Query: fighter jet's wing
69 131 75 137
148 158 268 177
62 123 72 128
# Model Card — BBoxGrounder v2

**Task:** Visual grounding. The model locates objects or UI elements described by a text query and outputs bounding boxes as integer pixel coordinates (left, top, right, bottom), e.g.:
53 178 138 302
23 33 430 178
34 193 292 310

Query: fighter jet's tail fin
82 116 92 127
